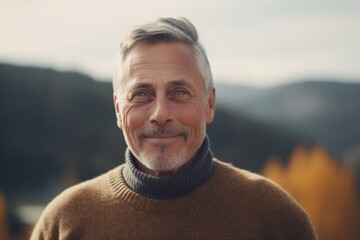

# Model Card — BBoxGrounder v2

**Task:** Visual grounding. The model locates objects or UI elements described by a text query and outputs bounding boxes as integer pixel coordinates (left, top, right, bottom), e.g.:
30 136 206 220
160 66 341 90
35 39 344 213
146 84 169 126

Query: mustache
138 125 188 138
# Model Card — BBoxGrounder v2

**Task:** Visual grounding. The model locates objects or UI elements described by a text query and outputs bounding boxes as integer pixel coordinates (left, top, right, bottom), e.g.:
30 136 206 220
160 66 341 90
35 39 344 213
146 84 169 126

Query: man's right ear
113 93 122 129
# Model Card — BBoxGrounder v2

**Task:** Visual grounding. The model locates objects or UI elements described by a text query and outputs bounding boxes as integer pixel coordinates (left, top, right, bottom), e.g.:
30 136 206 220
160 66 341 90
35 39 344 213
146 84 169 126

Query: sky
0 0 359 87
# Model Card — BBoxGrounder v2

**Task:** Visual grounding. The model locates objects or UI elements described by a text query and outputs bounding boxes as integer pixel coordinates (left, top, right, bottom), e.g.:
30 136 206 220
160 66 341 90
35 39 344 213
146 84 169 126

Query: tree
262 145 360 240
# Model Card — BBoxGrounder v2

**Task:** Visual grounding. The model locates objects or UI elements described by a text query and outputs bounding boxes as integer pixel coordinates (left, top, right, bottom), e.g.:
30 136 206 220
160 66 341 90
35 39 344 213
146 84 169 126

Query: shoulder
214 159 301 210
31 165 123 239
214 159 288 191
48 168 114 209
212 159 317 239
46 165 124 213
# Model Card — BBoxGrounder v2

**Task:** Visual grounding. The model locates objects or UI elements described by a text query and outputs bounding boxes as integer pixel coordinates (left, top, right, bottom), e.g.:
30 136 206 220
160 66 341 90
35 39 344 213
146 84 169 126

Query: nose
149 95 172 125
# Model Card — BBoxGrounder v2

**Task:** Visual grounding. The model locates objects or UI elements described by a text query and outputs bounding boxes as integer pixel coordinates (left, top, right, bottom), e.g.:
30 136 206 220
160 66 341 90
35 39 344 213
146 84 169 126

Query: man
31 17 317 239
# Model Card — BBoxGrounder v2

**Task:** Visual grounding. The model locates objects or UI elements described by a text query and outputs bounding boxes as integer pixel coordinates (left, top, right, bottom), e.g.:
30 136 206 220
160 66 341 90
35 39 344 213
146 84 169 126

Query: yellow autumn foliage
262 145 360 240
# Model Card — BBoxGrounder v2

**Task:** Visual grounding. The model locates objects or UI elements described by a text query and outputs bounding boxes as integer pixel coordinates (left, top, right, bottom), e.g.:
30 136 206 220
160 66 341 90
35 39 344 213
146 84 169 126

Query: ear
206 87 216 124
113 93 122 129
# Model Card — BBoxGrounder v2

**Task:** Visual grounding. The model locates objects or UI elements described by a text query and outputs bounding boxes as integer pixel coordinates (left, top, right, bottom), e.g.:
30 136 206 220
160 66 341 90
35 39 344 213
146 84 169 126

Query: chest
59 203 270 240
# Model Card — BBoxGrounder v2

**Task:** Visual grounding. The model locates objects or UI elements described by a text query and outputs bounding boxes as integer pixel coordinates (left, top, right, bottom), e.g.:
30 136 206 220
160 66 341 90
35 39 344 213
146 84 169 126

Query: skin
113 42 215 178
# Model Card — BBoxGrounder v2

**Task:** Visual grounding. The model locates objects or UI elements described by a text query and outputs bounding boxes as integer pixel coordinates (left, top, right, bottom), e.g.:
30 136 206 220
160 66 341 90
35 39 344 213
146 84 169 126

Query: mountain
215 83 260 107
216 81 360 160
0 63 301 203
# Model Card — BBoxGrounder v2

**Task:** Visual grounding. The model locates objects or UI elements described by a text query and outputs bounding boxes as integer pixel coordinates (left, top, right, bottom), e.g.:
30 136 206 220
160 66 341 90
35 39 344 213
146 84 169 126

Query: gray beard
138 144 188 173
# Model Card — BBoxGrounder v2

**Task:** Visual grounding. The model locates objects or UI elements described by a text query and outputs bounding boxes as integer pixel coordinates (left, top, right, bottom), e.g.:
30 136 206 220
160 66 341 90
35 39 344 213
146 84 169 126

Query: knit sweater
31 143 317 239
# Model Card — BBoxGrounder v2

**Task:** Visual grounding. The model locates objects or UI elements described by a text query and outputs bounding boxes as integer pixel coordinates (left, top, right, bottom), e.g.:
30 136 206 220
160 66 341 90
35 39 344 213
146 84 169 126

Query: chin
139 148 189 173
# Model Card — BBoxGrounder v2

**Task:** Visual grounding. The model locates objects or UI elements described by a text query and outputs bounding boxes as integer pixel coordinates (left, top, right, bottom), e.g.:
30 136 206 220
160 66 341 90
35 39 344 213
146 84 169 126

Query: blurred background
1 0 360 239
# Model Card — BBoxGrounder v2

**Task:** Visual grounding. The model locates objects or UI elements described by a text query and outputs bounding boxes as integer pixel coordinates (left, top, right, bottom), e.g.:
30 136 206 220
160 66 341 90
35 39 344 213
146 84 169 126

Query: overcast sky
1 0 359 87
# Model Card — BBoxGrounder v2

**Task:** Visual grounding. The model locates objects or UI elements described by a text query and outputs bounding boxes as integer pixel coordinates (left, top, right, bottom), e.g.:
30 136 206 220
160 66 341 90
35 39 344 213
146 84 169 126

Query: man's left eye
175 90 188 95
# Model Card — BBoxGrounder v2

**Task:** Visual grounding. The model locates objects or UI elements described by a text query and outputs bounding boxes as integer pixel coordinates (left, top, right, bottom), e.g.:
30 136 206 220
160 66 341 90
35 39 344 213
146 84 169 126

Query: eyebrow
130 82 153 90
168 79 187 87
129 79 188 90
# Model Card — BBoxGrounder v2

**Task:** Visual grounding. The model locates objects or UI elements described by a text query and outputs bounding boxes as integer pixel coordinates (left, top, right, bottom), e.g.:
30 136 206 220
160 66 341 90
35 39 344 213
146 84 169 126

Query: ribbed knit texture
123 136 213 199
31 160 318 239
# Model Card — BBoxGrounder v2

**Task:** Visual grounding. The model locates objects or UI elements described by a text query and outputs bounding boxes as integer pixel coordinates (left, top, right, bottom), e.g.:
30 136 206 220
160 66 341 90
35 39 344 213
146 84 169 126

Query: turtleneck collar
123 136 214 200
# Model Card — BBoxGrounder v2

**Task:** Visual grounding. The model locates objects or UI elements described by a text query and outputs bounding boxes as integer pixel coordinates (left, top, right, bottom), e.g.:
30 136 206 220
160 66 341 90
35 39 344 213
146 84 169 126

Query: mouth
138 126 188 143
144 133 182 144
140 131 186 146
145 133 182 139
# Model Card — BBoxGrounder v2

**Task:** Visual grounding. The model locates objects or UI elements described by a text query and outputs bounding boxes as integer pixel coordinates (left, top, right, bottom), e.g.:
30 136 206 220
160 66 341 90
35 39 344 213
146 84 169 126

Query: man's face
114 42 215 177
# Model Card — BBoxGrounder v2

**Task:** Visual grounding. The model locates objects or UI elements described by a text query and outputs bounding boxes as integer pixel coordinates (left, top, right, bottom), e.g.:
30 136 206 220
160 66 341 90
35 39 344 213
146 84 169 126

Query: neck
135 151 199 178
123 136 214 199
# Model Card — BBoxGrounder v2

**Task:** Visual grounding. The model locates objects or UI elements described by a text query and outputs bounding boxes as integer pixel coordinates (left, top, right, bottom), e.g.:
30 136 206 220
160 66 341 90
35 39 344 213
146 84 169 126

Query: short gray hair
113 17 213 94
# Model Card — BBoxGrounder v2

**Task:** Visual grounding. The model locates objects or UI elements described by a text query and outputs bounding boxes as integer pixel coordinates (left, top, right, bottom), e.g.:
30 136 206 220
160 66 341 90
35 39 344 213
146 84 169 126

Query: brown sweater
31 159 317 239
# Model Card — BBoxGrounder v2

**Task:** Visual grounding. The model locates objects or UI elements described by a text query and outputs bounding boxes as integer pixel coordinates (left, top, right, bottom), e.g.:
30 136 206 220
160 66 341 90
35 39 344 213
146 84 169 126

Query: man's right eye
131 91 153 102
134 91 147 97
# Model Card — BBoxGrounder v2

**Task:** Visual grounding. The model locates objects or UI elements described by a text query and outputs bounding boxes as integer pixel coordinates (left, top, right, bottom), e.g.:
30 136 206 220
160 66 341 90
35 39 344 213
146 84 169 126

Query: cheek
121 104 146 135
174 100 207 128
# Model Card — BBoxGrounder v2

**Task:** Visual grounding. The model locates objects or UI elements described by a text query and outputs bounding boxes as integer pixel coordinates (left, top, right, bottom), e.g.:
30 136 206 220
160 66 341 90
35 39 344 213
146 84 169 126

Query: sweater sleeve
292 214 318 240
30 192 64 240
30 215 53 240
29 186 85 240
248 172 318 240
29 172 111 240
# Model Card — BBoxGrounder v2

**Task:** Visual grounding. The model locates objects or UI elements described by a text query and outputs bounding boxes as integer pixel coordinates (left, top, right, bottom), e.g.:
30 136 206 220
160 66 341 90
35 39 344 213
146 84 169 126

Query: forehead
122 42 202 81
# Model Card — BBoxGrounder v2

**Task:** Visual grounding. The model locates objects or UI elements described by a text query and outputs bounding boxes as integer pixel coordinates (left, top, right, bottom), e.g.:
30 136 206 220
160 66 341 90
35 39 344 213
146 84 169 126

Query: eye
175 89 188 95
170 88 190 101
131 90 153 102
134 91 147 97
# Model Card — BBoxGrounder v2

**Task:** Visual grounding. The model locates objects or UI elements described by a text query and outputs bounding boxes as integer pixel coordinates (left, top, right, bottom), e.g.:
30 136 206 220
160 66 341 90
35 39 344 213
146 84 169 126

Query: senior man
31 17 317 239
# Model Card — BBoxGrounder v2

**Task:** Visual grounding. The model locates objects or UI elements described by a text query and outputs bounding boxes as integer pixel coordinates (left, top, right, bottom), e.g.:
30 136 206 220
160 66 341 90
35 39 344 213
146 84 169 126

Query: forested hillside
217 81 360 158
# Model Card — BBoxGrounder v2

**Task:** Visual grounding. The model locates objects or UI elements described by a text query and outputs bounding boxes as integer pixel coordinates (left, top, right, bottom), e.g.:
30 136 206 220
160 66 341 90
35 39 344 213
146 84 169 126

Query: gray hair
113 17 213 95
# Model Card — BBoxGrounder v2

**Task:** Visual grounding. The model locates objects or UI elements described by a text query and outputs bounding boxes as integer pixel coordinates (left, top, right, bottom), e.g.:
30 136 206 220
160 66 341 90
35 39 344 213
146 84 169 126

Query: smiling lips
144 133 184 143
147 133 181 138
